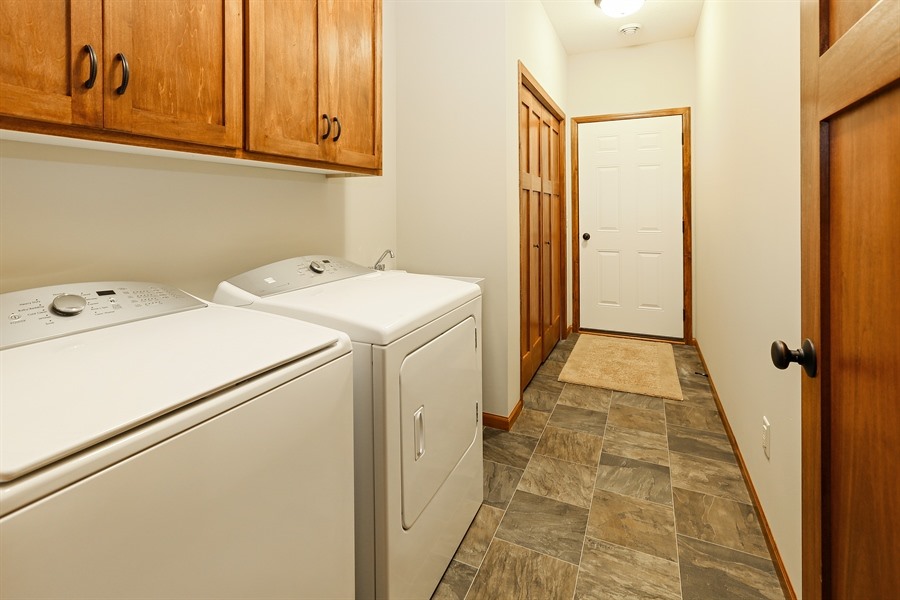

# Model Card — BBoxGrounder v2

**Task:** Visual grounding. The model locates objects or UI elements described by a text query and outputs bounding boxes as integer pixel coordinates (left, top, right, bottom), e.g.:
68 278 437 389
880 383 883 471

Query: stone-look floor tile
535 426 604 467
511 408 550 438
523 376 564 412
466 539 578 600
602 425 669 466
431 560 476 600
557 384 613 412
665 401 726 434
483 460 524 510
607 404 667 435
670 451 751 504
517 454 596 509
548 343 574 363
611 391 666 411
453 504 504 568
483 428 537 469
678 535 784 600
673 487 770 559
587 489 677 562
679 380 717 407
548 404 608 437
668 423 737 464
575 536 681 600
538 359 565 379
495 490 589 564
595 453 672 506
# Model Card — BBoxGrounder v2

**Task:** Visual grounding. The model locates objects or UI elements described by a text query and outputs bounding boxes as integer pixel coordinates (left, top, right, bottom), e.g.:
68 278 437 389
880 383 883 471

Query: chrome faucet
373 249 394 271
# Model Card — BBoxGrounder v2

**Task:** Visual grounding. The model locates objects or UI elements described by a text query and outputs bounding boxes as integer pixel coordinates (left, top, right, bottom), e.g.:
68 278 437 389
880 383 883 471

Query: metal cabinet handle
771 339 817 377
333 116 341 142
114 53 130 95
321 114 331 140
83 45 98 89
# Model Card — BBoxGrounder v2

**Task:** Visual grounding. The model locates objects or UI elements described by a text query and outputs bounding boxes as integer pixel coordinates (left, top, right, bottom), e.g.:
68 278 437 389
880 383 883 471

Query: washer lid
218 270 481 345
0 303 347 483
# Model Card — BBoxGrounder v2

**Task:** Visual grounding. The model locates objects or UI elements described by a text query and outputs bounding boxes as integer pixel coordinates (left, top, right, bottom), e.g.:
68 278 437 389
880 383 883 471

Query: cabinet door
319 0 381 170
0 0 102 126
246 0 326 160
103 0 242 148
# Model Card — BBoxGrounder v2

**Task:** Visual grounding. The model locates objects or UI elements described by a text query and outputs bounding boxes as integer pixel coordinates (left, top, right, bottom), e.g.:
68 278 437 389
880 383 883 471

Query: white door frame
571 108 693 343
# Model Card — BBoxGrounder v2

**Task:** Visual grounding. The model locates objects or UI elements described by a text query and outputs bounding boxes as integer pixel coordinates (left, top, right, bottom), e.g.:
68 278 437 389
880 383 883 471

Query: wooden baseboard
693 342 797 600
577 328 687 345
483 398 523 431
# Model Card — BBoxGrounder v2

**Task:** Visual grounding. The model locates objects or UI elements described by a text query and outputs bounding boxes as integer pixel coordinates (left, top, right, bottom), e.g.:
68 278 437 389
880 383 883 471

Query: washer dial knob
51 294 88 316
309 261 326 274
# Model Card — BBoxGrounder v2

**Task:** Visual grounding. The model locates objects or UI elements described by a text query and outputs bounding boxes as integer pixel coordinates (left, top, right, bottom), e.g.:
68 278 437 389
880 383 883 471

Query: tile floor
432 334 786 600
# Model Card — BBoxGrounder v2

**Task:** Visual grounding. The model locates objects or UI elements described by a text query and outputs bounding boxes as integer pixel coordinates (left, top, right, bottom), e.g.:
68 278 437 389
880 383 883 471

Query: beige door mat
558 335 683 401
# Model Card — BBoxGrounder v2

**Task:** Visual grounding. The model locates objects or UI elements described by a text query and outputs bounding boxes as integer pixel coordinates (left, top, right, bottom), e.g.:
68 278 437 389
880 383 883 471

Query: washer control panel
224 255 373 298
1 282 205 350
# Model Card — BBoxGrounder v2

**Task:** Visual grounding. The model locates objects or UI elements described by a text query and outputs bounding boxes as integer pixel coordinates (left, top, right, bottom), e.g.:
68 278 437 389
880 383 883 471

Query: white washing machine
0 281 355 599
215 256 484 600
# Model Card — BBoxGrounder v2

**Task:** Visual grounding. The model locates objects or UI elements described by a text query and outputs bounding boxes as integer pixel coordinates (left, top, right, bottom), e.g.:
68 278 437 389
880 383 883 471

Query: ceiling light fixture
594 0 645 19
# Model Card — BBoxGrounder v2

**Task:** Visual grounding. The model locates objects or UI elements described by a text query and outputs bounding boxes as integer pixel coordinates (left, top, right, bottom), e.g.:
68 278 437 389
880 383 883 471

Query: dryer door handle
414 407 426 461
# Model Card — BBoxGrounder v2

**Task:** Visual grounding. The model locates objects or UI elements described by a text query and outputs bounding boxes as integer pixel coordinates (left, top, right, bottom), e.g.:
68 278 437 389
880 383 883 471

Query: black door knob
582 233 590 240
771 339 817 377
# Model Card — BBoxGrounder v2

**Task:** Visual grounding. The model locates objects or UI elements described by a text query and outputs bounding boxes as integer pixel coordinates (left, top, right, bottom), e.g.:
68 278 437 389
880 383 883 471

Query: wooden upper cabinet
0 0 242 148
247 0 382 171
103 0 243 147
246 0 323 161
0 0 103 127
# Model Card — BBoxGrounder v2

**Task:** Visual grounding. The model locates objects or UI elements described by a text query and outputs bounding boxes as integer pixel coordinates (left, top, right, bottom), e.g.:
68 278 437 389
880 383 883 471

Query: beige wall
394 0 567 418
694 0 802 592
567 37 696 118
0 3 397 300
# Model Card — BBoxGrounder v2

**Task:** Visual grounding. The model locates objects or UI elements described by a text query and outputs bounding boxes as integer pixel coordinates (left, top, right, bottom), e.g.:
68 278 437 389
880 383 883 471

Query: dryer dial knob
309 261 325 274
51 294 87 316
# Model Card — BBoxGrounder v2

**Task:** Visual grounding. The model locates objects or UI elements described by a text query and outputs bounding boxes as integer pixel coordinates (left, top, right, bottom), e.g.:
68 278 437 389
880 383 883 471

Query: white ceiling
539 0 705 55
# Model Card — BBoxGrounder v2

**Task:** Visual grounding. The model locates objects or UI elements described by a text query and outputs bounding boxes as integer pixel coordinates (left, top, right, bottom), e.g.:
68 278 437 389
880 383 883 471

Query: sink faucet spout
374 249 394 271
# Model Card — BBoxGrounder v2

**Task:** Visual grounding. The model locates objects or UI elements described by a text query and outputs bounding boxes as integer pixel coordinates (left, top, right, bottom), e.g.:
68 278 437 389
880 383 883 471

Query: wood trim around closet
571 107 693 343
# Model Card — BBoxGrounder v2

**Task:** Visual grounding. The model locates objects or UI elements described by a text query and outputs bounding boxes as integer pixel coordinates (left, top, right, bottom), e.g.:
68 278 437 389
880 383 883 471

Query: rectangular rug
558 335 683 401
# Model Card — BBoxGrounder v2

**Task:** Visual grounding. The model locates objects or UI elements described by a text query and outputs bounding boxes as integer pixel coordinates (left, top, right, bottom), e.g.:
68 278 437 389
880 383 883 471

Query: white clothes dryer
0 281 355 599
215 256 483 600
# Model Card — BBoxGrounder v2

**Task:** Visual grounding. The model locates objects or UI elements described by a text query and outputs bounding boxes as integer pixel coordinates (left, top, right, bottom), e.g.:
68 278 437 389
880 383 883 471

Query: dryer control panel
1 282 205 350
223 255 372 298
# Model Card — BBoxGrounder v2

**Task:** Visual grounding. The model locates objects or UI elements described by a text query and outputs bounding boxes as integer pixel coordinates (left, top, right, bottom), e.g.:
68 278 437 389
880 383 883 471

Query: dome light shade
595 0 645 18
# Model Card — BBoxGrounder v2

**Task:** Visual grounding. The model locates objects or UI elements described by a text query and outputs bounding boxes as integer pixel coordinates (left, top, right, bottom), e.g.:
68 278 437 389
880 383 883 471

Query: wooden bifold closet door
519 68 565 392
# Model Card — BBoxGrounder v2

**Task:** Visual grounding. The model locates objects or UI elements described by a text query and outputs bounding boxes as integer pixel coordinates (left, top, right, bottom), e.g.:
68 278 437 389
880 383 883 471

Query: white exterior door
578 115 684 338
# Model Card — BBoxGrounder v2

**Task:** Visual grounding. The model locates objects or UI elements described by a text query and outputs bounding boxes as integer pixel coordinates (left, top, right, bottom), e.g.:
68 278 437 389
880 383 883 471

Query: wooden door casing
0 0 102 127
800 0 900 598
571 108 692 343
103 0 243 148
518 63 566 393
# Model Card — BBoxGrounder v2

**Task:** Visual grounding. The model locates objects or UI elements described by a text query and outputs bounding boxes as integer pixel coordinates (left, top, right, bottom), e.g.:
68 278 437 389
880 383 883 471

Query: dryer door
399 316 479 529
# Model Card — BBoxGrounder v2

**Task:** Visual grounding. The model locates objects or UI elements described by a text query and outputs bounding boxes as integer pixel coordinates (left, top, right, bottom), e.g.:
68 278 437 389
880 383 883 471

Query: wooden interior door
800 1 900 598
104 0 242 147
520 86 543 388
0 0 102 127
540 105 563 360
518 64 566 392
